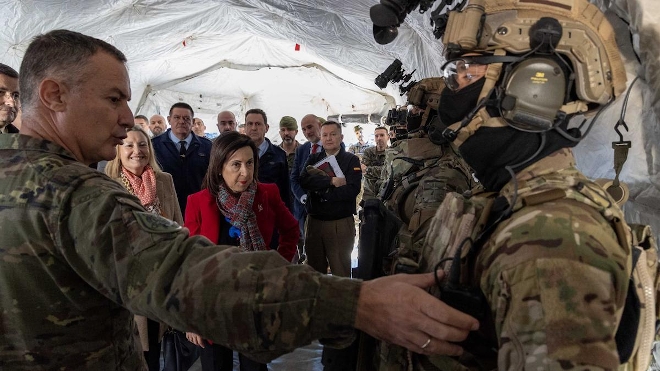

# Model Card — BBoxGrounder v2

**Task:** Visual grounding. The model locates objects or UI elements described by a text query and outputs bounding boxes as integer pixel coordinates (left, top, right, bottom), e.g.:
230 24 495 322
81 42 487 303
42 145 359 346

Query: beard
282 136 294 144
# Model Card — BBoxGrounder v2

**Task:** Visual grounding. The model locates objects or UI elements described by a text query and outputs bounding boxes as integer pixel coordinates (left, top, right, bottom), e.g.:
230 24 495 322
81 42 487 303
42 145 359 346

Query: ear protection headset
437 0 626 142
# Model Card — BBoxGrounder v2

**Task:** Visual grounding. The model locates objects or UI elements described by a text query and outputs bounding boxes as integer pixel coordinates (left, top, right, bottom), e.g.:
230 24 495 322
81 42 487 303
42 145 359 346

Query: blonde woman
105 126 183 370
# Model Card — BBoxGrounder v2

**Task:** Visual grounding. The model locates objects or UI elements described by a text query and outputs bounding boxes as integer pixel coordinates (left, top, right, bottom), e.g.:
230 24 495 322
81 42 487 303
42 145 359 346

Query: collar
1 123 19 134
168 130 193 147
324 145 345 157
499 147 626 228
500 148 579 204
0 133 77 160
279 140 299 153
375 145 388 153
258 138 270 158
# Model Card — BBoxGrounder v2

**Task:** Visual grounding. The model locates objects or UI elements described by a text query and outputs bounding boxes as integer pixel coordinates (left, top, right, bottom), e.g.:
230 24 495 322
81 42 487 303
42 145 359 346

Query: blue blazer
152 129 212 215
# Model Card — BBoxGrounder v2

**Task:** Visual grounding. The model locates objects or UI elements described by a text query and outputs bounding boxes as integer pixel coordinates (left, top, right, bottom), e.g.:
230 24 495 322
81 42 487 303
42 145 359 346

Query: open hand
354 271 478 356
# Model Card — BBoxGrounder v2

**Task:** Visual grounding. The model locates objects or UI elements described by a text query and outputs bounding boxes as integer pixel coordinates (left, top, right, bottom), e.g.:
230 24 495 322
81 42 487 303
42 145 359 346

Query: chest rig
416 167 658 371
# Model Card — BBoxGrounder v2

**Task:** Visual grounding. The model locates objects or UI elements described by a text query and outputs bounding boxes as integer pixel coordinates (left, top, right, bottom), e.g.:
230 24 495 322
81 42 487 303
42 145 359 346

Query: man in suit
152 102 212 214
244 108 291 211
0 63 20 134
290 114 323 261
300 121 361 277
299 121 363 371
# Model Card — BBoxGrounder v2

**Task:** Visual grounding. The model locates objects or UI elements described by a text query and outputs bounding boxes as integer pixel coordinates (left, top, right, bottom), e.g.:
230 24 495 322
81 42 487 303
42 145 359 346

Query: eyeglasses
171 115 192 123
442 59 487 91
1 91 19 101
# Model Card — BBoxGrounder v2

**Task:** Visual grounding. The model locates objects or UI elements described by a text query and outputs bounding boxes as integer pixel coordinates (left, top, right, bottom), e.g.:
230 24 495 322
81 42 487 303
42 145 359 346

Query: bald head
300 114 322 143
149 114 167 136
217 110 237 134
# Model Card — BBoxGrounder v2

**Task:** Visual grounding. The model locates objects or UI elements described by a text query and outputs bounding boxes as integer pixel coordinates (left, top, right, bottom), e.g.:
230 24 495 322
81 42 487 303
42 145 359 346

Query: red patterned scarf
121 165 160 212
216 182 266 252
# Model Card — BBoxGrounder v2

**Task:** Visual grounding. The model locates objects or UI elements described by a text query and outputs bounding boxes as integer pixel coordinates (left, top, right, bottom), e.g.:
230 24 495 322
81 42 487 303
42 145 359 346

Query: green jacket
0 134 360 370
361 146 386 200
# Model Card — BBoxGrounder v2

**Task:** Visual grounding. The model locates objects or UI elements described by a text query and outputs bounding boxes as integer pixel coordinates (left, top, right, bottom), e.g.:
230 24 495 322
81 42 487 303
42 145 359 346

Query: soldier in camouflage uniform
348 125 370 158
278 115 300 174
361 126 389 201
0 29 480 370
358 82 477 371
376 0 658 370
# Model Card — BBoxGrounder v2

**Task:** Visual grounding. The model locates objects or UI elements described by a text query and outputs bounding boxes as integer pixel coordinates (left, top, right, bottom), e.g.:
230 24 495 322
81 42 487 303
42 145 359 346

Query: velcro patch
133 211 182 234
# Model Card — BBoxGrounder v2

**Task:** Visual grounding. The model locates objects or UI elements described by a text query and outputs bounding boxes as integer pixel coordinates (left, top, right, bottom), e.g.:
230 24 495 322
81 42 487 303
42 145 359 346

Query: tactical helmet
439 0 626 144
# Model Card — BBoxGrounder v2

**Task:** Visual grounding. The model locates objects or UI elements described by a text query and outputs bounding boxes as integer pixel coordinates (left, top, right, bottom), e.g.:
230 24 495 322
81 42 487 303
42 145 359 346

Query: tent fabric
1 0 658 240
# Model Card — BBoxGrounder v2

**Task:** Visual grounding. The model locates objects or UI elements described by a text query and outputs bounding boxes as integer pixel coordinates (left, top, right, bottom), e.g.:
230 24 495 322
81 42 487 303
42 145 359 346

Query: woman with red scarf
105 126 183 371
184 131 298 371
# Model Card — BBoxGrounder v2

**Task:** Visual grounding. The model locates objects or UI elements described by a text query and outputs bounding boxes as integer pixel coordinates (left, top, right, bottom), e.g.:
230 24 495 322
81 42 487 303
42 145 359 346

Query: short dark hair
19 29 127 110
321 120 342 133
245 108 267 126
134 114 149 122
202 131 260 198
169 102 194 117
0 63 18 79
374 126 389 134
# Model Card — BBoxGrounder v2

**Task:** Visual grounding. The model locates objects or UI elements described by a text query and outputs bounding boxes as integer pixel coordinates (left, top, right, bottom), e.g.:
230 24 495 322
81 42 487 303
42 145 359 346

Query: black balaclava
438 77 486 126
458 124 578 191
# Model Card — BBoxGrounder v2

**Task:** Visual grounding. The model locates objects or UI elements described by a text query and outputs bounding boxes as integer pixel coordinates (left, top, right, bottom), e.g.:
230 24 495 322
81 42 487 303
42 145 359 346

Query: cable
619 76 640 122
553 97 616 143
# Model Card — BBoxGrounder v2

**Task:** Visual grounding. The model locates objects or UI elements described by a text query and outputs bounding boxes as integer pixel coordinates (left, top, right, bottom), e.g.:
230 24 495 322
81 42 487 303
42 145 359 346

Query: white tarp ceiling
1 0 658 240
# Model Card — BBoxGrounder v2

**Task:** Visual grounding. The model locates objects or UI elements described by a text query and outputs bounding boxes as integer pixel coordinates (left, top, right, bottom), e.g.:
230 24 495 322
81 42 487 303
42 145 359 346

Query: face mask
458 125 577 191
438 77 486 126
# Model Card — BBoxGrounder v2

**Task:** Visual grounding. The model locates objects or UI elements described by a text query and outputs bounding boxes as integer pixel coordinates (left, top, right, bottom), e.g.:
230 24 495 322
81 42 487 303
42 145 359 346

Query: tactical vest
359 136 476 371
377 136 477 275
408 170 659 371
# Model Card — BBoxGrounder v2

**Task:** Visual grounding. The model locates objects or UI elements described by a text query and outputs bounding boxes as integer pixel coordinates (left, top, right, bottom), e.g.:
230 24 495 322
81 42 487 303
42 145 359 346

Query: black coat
300 147 362 221
258 138 292 212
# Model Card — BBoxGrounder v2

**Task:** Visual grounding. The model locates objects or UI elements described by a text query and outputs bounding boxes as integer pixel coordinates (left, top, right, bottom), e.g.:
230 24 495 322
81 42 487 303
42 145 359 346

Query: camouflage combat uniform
280 140 299 174
0 134 360 370
361 146 386 200
348 141 370 158
418 148 632 370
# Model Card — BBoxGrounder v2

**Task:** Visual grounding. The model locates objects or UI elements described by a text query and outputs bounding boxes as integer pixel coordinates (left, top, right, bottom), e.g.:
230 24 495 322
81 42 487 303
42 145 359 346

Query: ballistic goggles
441 55 524 91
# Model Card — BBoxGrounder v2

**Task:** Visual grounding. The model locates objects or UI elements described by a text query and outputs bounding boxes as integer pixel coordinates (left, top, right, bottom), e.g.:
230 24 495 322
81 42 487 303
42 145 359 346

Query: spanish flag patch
354 167 361 171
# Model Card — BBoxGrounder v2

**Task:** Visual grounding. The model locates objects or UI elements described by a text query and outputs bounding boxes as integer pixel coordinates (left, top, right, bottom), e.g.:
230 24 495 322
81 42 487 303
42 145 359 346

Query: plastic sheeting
0 0 658 239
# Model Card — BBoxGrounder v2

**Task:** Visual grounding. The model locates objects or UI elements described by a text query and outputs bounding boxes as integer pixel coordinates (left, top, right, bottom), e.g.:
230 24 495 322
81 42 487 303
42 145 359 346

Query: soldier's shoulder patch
133 211 182 234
